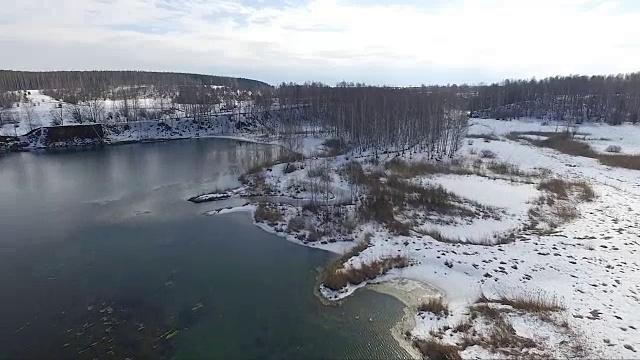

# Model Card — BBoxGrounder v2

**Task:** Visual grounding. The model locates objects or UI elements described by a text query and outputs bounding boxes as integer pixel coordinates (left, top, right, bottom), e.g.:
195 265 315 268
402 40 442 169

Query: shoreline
217 208 436 360
9 130 280 153
368 279 442 360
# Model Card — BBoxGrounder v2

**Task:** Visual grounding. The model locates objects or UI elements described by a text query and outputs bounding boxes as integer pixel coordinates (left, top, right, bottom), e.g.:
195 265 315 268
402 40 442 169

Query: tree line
0 70 270 92
469 73 640 124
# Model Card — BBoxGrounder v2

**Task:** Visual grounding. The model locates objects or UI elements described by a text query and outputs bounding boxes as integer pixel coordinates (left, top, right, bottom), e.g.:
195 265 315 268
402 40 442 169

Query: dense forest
0 70 270 92
470 73 640 125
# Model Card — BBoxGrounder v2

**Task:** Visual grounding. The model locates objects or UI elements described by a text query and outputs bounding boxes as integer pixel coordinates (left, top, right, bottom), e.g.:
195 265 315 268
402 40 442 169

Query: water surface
0 139 410 359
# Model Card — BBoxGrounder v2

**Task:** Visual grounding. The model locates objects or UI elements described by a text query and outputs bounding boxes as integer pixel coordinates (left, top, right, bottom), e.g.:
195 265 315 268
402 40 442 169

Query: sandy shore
369 278 442 360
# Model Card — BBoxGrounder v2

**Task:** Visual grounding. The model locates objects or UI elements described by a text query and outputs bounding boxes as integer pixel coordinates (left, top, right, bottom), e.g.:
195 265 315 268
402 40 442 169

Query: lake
0 139 411 359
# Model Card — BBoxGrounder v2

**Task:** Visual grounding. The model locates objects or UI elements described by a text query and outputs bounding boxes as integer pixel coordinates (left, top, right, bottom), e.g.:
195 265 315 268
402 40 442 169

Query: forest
0 70 270 92
3 70 640 152
469 73 640 124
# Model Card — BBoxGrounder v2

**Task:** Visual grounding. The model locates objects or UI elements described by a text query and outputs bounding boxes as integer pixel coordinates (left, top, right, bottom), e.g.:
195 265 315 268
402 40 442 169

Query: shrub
283 163 298 173
287 216 306 232
479 149 497 159
307 163 330 179
605 145 621 153
322 139 347 157
418 297 449 317
254 203 282 224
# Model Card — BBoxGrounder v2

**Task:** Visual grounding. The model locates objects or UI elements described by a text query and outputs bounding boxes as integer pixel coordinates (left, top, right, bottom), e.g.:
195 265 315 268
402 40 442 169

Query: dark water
0 139 410 359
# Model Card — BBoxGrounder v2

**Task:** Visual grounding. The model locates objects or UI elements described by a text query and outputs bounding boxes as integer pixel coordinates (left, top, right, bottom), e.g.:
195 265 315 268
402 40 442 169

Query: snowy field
204 117 640 358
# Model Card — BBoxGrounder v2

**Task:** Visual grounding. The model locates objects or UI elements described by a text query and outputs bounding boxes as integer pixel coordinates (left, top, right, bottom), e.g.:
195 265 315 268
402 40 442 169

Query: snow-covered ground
203 117 640 358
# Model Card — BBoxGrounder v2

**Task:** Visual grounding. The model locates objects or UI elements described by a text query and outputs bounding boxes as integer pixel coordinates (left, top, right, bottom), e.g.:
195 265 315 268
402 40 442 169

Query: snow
470 117 640 155
207 117 640 358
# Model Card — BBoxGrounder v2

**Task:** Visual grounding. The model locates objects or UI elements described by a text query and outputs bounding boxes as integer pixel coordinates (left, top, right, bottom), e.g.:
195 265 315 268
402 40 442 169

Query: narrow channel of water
0 139 411 359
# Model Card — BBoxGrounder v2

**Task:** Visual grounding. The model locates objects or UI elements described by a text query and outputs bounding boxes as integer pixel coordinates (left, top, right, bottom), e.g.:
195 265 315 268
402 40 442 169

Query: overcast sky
1 0 639 86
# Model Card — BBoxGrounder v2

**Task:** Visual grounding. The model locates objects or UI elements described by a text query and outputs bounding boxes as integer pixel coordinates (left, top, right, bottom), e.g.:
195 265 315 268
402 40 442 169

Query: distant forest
0 70 271 92
3 70 640 127
469 73 640 125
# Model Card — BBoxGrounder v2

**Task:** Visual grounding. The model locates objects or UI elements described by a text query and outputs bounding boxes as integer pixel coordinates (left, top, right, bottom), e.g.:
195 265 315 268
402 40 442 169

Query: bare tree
22 101 40 131
49 103 65 126
85 99 105 123
66 104 84 124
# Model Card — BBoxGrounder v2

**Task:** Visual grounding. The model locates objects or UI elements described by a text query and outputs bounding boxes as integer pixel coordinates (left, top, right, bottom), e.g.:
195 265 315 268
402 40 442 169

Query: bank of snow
201 119 640 359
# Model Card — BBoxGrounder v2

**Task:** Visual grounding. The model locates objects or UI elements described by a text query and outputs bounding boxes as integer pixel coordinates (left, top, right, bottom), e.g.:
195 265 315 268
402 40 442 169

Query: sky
1 0 639 86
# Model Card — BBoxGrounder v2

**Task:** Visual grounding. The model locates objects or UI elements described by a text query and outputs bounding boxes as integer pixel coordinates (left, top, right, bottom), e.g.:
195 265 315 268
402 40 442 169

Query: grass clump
412 339 461 360
418 297 450 317
323 255 409 291
254 203 282 224
479 149 497 158
322 238 408 291
538 178 595 201
486 161 522 176
495 292 565 313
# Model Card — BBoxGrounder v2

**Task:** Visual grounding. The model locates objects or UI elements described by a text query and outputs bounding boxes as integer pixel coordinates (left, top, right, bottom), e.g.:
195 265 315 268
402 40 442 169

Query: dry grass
483 315 537 351
356 173 472 236
385 158 442 176
486 160 523 176
538 178 596 202
469 304 503 321
477 291 565 313
412 339 462 360
599 153 640 170
515 132 640 170
254 203 282 224
384 158 475 178
418 297 450 317
479 149 497 158
322 255 410 291
495 292 565 313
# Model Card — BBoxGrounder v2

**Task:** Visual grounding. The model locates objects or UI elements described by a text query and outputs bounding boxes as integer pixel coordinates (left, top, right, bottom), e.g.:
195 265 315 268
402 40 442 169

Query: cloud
0 0 639 85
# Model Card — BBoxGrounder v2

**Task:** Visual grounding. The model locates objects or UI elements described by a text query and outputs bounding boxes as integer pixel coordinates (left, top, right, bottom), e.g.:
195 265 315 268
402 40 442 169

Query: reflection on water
0 139 410 359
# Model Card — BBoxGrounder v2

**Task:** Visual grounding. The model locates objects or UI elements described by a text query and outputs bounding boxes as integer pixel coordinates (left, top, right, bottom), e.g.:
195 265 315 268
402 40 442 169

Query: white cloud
0 0 639 85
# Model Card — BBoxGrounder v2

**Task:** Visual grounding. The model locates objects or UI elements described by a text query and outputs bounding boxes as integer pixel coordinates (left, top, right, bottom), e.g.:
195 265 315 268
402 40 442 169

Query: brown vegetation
538 178 595 201
479 149 497 158
467 133 499 141
322 238 408 291
286 216 306 232
514 132 640 170
254 203 282 224
418 297 450 317
412 339 462 360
